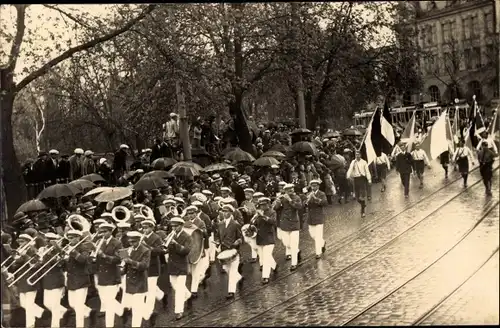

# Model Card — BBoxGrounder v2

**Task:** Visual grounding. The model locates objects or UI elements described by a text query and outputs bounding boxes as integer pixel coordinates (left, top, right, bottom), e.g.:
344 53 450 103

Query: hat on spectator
49 149 59 155
74 148 84 155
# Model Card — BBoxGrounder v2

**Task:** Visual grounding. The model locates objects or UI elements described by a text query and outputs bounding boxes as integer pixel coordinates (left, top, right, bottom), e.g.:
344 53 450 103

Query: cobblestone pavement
238 181 499 327
419 251 499 326
180 166 498 326
345 204 499 326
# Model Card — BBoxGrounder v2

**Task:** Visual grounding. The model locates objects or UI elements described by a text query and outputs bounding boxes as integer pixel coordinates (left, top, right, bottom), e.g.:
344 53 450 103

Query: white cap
49 149 59 155
253 192 264 198
44 232 61 240
244 188 255 193
191 200 203 207
117 222 131 228
127 231 142 238
284 183 295 189
258 197 271 204
99 158 107 165
120 144 129 149
174 197 185 204
99 223 115 230
18 234 34 241
140 219 156 227
271 164 279 169
214 196 222 201
134 214 147 222
309 179 321 185
163 199 176 205
278 181 287 186
302 187 309 193
93 218 107 225
66 230 83 237
101 213 113 219
185 205 198 212
202 190 213 195
84 150 94 156
222 204 235 212
237 179 246 185
74 148 84 155
170 112 178 117
221 187 231 192
170 217 185 225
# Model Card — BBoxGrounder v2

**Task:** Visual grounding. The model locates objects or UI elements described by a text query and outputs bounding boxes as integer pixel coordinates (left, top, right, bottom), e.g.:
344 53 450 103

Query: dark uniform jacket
125 244 150 294
197 212 212 249
254 209 277 246
306 190 328 225
395 152 414 175
39 245 66 290
10 248 39 293
96 237 122 286
57 159 71 182
215 219 243 252
45 159 59 183
166 230 192 276
65 241 95 290
274 194 303 231
143 232 164 277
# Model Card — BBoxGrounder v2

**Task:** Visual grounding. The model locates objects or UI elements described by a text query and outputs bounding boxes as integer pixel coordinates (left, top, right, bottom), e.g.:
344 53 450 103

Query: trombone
1 238 37 271
24 232 94 287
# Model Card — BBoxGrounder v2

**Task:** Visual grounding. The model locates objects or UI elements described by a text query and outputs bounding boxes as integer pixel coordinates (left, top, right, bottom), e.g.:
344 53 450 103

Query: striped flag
360 99 395 164
401 111 416 152
468 98 485 148
419 110 449 160
359 111 378 165
488 108 498 137
445 114 454 154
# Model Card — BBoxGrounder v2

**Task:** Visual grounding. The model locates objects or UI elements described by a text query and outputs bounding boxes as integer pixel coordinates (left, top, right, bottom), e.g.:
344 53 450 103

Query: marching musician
253 197 277 284
241 188 257 224
79 201 96 222
166 217 193 320
273 183 303 271
115 222 131 302
38 233 67 328
191 200 213 284
93 222 124 328
214 204 243 299
184 205 209 297
306 180 328 259
120 231 151 327
61 229 96 328
8 233 45 328
140 219 166 325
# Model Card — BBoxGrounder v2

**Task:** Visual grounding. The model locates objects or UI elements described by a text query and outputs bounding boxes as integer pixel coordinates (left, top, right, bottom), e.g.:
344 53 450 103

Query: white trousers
222 254 241 293
120 274 127 294
170 275 191 314
256 244 276 279
276 227 283 241
43 288 66 328
124 292 146 327
98 284 122 327
208 233 217 261
144 276 165 320
67 288 91 328
308 224 325 255
243 235 258 260
189 250 210 293
280 230 300 266
19 291 44 328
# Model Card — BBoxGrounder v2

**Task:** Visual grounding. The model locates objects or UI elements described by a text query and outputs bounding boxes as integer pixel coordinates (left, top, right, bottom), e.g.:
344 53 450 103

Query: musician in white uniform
305 180 328 259
253 197 277 284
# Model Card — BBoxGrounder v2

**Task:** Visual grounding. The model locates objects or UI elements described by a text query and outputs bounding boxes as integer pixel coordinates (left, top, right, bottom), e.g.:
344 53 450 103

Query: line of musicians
1 179 328 328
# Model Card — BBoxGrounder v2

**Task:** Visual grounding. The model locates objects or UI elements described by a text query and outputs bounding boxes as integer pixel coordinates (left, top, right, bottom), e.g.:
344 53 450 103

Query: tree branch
6 5 27 71
15 4 157 92
42 4 93 30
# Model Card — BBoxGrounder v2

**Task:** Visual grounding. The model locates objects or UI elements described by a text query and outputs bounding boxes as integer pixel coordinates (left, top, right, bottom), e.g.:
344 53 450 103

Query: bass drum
183 226 204 264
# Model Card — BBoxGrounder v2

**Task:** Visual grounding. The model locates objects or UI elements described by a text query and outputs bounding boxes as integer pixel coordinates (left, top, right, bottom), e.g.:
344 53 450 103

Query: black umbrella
261 150 286 160
69 179 96 192
141 170 174 180
191 147 211 157
253 156 280 167
16 199 47 214
80 173 106 183
202 163 236 173
224 148 256 163
343 128 363 137
290 128 312 136
269 144 290 153
152 157 178 170
291 141 319 156
37 183 80 200
323 131 341 139
134 176 169 191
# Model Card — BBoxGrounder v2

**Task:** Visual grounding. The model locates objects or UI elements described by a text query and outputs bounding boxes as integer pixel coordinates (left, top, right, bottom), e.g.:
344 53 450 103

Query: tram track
180 165 498 327
339 203 499 326
410 248 500 326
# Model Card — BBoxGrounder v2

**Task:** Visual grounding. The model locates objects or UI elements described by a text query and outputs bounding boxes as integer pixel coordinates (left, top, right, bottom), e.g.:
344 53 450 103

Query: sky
1 3 392 83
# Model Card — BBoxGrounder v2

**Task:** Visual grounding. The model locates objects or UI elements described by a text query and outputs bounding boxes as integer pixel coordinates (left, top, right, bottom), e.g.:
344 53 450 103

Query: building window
462 17 471 40
485 44 496 66
471 15 479 37
472 47 481 69
484 12 494 35
464 48 472 70
429 86 441 102
469 80 482 99
442 22 451 42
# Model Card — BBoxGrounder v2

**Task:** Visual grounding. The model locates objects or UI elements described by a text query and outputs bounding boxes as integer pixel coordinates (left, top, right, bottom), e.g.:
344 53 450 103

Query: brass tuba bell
66 214 92 233
111 206 132 224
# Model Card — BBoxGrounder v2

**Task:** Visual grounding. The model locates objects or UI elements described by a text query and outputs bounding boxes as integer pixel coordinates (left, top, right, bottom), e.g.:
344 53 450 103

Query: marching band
1 181 329 328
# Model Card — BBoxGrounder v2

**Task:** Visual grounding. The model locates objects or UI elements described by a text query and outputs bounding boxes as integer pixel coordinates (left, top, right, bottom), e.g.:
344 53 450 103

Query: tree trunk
305 88 316 129
1 87 27 221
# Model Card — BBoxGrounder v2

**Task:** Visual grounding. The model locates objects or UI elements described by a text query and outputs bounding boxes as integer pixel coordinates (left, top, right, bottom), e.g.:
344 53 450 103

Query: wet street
33 160 499 327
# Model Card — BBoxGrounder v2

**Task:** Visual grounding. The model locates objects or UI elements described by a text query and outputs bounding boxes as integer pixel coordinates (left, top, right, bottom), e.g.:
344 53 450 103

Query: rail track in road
183 165 499 327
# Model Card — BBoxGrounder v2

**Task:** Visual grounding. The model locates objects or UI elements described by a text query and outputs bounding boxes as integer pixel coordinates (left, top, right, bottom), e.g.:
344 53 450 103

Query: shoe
175 313 184 320
262 278 269 284
361 213 366 218
250 258 257 263
404 194 409 198
298 251 302 263
237 277 244 290
191 292 198 299
315 254 321 259
322 245 326 254
88 309 97 326
226 293 235 299
285 255 291 261
122 309 131 325
150 312 158 326
419 184 423 189
290 265 297 271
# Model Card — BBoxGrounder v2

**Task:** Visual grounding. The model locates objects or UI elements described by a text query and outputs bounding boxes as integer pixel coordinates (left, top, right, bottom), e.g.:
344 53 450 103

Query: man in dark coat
57 154 71 183
113 144 129 181
166 217 192 320
45 149 60 185
305 179 328 259
68 148 84 181
253 197 277 284
395 142 414 198
32 152 48 194
478 140 496 196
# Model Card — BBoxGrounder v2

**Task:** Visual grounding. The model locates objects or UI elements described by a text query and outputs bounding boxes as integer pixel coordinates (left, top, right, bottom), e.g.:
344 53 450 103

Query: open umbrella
80 173 106 183
269 144 290 153
141 170 174 180
221 147 239 156
37 183 80 200
83 186 113 198
290 128 312 136
134 176 169 191
323 131 341 139
253 156 280 167
191 147 211 157
291 141 319 156
261 150 286 159
94 187 133 203
172 161 204 171
169 165 201 177
224 148 255 163
343 128 363 137
202 163 235 173
16 199 47 214
69 179 96 192
152 157 178 170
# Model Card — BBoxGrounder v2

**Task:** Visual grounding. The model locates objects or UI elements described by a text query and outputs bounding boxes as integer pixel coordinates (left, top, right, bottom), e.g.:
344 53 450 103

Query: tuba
133 204 155 221
112 206 132 224
66 214 92 234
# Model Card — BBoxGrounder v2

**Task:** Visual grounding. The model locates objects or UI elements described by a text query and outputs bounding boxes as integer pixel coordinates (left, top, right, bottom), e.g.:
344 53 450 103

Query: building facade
411 0 499 109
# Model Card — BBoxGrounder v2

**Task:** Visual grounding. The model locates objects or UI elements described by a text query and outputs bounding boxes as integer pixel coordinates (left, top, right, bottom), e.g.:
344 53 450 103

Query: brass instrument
67 214 92 232
162 230 176 250
5 243 38 287
90 236 106 262
133 204 155 221
1 238 37 270
112 206 132 224
306 189 318 204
